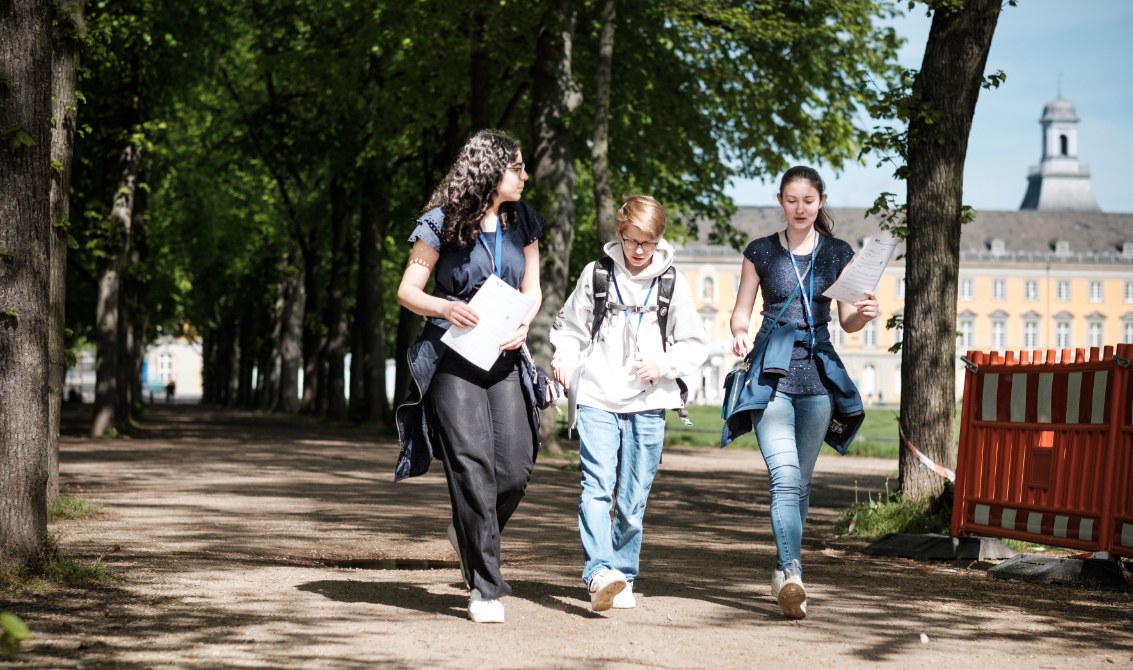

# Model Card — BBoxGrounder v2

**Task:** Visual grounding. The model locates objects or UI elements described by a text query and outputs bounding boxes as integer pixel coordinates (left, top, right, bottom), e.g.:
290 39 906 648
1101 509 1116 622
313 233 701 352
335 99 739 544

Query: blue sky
726 0 1133 213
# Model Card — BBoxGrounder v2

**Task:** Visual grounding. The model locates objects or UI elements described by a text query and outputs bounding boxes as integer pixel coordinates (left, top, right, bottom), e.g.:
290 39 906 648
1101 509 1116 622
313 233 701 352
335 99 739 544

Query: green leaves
3 126 35 149
0 612 30 659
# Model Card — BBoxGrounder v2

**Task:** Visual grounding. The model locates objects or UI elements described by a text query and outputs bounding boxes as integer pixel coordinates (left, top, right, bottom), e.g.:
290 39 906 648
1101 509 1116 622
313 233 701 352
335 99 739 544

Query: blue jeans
576 405 666 586
752 392 833 576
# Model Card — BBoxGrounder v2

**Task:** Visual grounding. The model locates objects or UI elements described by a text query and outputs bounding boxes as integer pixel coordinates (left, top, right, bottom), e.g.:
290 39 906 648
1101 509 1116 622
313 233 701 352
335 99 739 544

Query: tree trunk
279 263 303 413
0 0 53 569
899 0 1001 502
91 142 140 436
529 1 582 451
591 0 617 246
325 174 351 421
46 0 85 507
355 165 391 424
299 232 321 414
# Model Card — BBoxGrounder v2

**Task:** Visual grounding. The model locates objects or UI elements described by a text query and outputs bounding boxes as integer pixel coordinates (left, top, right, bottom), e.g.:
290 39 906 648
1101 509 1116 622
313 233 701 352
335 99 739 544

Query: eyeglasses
620 235 659 252
506 162 526 174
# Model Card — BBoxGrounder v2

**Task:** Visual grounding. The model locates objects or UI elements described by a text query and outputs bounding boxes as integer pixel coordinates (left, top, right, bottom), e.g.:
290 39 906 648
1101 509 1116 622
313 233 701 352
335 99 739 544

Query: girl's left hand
500 322 529 351
854 290 879 322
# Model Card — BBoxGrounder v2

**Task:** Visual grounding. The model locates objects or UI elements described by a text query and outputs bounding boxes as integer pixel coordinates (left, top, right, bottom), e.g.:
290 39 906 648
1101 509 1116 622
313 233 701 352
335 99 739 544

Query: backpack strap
656 265 677 351
589 256 615 341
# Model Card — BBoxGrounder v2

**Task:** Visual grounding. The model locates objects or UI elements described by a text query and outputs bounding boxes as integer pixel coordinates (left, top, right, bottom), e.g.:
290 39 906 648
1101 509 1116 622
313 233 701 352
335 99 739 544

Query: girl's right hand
553 365 574 391
442 301 479 328
732 334 751 358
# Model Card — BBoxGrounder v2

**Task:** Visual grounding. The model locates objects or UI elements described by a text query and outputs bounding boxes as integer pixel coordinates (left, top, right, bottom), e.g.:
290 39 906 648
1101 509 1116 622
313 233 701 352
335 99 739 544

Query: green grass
0 535 115 593
833 482 953 538
47 494 100 522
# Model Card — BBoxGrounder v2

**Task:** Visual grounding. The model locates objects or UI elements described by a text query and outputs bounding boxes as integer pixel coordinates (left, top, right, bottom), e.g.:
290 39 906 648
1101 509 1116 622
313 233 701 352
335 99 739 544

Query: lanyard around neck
786 230 821 352
478 217 504 278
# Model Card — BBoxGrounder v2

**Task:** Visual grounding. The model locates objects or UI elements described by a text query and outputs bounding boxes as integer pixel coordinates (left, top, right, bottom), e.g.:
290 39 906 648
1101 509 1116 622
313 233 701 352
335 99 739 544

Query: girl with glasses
395 129 542 623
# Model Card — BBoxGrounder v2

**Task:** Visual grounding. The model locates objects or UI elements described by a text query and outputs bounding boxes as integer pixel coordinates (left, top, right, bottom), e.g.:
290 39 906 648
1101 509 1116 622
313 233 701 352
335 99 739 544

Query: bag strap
590 257 677 347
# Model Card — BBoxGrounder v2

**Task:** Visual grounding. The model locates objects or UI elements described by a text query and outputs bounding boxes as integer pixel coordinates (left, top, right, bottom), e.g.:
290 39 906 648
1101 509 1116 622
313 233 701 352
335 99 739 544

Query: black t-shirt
409 201 544 329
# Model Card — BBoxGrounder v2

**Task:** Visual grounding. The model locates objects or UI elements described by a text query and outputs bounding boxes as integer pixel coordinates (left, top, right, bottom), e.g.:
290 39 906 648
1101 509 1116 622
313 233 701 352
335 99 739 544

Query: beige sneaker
588 568 628 612
774 570 807 619
612 582 636 609
468 589 505 623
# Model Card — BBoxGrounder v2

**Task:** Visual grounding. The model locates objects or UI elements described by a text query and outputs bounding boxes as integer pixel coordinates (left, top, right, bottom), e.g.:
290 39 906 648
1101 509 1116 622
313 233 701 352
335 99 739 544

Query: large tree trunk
299 232 321 414
324 174 351 421
279 263 303 413
46 0 85 507
355 165 391 424
91 142 139 437
0 0 53 570
899 0 1001 502
529 1 582 451
591 0 617 246
123 194 147 418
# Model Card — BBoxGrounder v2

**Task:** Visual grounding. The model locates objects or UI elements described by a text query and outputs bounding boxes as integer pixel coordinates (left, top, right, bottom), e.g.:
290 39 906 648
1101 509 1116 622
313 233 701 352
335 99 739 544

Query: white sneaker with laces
468 588 505 623
775 569 807 619
588 568 628 612
612 582 636 609
448 523 468 589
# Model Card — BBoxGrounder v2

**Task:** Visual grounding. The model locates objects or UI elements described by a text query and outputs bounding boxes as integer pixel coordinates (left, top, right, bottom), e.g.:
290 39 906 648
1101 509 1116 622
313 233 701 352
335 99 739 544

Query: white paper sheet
440 274 536 371
822 234 899 303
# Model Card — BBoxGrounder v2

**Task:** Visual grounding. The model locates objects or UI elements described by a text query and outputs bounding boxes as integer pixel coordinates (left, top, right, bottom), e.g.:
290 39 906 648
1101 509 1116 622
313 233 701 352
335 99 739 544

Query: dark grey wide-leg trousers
429 349 534 600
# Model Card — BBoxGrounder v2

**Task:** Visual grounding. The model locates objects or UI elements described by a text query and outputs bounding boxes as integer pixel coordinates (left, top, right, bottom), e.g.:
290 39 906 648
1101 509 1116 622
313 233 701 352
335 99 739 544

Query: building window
1056 321 1072 349
958 320 974 349
701 277 715 303
896 277 905 299
158 353 174 382
1025 280 1038 301
1089 281 1103 303
830 316 844 347
863 321 877 350
1057 280 1070 302
1088 322 1103 349
1023 320 1039 350
1125 322 1133 344
991 320 1007 351
1060 134 1068 155
959 279 973 301
992 279 1006 300
1055 240 1071 256
1126 282 1133 304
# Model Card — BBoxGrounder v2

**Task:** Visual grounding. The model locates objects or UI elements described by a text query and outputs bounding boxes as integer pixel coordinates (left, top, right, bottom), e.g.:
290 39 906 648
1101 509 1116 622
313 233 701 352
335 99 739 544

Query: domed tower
1019 95 1100 211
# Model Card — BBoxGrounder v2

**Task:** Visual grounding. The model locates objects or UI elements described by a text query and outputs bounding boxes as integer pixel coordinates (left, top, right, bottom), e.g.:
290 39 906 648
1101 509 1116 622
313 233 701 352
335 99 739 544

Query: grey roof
1042 96 1079 123
683 207 1133 263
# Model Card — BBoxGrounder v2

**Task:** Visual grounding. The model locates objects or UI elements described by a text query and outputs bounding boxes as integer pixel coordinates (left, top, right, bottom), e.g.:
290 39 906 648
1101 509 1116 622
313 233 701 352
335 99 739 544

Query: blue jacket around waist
721 320 864 454
394 321 541 481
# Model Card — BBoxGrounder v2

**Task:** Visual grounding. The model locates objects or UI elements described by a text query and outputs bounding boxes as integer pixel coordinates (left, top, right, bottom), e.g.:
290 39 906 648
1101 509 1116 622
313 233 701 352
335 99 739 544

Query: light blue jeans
752 391 833 576
576 405 666 586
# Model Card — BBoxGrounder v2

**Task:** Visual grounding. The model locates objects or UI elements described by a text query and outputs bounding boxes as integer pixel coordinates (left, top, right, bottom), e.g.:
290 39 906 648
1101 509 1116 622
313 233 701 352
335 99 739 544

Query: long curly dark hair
425 129 521 248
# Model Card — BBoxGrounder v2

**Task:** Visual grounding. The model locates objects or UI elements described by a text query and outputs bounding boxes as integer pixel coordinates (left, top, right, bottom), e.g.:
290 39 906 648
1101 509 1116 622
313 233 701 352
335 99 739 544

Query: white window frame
1025 280 1038 301
992 279 1006 301
1089 281 1103 303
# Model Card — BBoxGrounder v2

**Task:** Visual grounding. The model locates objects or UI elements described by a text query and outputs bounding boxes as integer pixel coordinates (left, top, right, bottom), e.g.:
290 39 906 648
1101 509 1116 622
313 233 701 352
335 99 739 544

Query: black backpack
590 257 691 424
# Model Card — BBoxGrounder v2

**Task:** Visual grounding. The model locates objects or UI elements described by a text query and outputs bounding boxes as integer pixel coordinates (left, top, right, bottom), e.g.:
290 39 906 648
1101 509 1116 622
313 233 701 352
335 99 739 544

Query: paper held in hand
440 274 536 371
821 234 899 303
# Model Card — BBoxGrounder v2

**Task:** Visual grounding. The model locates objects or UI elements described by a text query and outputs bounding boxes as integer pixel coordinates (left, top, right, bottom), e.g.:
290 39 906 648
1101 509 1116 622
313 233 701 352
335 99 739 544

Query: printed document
822 234 899 303
441 274 536 371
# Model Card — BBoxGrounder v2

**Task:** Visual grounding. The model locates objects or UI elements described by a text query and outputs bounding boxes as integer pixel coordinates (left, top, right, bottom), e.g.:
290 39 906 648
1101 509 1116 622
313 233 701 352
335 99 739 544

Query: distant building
677 96 1130 407
1019 95 1100 211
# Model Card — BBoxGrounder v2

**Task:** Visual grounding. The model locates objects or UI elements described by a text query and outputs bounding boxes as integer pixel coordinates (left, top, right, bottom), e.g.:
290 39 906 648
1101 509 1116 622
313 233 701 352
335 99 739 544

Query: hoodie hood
602 238 675 281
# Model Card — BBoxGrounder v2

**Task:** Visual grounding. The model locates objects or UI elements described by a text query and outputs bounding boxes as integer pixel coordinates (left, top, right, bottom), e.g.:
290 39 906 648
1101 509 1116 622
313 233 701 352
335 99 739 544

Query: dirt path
5 405 1130 669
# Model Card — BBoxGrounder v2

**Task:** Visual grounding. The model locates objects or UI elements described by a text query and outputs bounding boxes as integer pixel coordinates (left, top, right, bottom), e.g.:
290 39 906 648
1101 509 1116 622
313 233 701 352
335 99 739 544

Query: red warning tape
899 428 956 483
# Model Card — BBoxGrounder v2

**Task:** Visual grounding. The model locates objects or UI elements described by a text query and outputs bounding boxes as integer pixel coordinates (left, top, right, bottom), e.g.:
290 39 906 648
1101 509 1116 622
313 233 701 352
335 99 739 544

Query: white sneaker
774 569 807 619
588 568 628 612
468 589 505 623
612 582 636 609
448 523 468 589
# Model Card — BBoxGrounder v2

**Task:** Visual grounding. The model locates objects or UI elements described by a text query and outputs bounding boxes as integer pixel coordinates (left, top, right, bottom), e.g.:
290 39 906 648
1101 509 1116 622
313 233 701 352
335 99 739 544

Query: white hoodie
550 239 709 414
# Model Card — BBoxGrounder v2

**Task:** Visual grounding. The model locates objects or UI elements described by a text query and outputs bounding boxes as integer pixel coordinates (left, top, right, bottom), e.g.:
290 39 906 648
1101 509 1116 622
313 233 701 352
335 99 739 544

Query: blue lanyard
787 231 820 355
478 221 504 278
610 271 657 336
